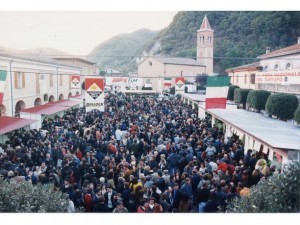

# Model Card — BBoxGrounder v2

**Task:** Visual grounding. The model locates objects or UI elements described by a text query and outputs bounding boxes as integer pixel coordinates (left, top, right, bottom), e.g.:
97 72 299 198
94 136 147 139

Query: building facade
227 39 300 98
0 54 81 117
138 15 214 92
226 62 261 89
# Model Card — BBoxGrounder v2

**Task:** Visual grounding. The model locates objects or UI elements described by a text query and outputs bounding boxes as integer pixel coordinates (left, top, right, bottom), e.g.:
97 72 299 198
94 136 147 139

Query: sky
0 11 177 55
1 0 298 57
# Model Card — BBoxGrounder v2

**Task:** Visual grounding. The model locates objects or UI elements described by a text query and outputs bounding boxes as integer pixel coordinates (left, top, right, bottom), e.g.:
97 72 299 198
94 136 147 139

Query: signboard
85 77 104 112
105 77 142 87
175 77 185 92
256 70 300 84
71 75 81 90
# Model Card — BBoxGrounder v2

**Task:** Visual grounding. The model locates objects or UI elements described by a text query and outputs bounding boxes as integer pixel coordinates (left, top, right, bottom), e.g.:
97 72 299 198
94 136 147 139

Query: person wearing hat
112 200 128 213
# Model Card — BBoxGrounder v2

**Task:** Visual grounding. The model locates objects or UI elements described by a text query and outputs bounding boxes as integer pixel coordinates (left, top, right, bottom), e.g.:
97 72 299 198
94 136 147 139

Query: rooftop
226 62 261 73
154 57 206 67
207 108 300 150
258 44 300 60
0 116 38 135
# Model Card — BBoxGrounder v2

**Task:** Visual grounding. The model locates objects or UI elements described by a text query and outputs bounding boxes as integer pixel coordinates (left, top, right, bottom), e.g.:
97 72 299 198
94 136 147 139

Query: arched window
149 61 152 66
202 36 205 44
274 64 279 71
264 65 268 72
286 63 291 70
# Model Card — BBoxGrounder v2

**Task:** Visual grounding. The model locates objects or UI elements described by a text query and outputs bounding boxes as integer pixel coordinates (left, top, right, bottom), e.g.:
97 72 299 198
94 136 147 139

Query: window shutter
14 72 18 88
22 73 25 88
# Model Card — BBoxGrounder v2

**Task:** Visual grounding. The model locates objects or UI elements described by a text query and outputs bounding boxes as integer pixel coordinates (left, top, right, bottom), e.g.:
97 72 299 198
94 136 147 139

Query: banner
205 76 230 109
175 77 185 92
256 70 300 85
85 77 104 112
0 70 7 104
71 75 81 90
164 77 172 89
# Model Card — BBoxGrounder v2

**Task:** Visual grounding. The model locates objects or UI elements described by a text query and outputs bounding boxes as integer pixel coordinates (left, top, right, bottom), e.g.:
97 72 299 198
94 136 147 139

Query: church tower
197 15 214 75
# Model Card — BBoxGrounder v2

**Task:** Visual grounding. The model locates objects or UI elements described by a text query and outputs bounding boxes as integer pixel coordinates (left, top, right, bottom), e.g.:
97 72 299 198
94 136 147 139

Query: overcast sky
0 11 177 55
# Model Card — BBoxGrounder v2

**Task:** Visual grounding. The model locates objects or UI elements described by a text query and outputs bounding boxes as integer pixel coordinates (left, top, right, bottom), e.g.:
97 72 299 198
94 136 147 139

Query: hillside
145 11 300 74
88 28 158 74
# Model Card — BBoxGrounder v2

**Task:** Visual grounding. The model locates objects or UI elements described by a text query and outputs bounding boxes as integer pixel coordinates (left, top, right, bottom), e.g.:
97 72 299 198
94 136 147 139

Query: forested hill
88 28 157 73
145 11 300 74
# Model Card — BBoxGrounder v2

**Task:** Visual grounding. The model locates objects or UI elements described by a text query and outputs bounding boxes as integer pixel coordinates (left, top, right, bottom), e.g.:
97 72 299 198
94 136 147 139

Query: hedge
227 85 240 101
234 88 252 109
246 90 271 112
294 105 300 125
265 93 299 120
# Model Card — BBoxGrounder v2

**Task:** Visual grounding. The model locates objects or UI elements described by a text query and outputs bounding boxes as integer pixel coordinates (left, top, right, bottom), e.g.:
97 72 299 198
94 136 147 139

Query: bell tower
197 15 214 75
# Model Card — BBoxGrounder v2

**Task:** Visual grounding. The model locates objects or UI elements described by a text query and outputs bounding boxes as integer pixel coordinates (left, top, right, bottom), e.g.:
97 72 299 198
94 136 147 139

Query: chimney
266 46 271 54
298 37 300 44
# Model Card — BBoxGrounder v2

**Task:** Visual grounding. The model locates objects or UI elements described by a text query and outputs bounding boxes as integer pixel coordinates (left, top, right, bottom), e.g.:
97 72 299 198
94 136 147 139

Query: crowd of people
0 92 280 213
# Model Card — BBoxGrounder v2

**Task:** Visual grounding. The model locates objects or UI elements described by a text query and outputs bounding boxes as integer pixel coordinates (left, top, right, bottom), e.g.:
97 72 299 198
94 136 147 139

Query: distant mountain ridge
145 11 300 74
88 28 158 73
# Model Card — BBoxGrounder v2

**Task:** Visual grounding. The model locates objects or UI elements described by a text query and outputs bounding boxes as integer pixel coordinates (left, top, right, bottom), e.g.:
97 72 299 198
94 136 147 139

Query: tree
265 93 299 121
294 105 300 125
227 85 240 101
170 86 175 95
246 90 271 112
234 88 252 109
99 70 106 76
228 162 300 213
195 73 208 87
0 179 70 212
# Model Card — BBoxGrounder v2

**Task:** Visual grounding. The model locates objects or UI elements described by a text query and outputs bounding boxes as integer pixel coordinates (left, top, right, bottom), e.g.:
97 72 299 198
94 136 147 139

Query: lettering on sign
86 103 104 107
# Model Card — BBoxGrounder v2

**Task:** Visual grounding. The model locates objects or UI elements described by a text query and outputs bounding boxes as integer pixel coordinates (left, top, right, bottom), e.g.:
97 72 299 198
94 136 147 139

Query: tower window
202 36 205 44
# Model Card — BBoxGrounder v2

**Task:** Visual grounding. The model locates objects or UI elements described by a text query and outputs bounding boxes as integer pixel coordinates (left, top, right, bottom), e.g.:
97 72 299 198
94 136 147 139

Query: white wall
0 56 81 117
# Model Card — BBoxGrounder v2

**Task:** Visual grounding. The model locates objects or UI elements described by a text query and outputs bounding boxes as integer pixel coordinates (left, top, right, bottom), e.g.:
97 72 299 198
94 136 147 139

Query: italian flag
0 70 7 104
205 76 230 109
164 77 172 88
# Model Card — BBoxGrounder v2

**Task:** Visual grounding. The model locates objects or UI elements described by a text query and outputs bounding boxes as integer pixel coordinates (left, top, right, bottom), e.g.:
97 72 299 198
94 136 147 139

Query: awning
0 116 38 135
48 100 80 107
20 100 79 115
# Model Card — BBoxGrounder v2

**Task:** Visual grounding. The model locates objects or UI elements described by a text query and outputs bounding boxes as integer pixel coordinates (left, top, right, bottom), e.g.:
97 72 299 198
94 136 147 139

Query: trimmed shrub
247 90 271 112
295 105 300 125
265 93 299 120
227 85 240 101
0 179 70 212
228 162 300 213
234 88 252 109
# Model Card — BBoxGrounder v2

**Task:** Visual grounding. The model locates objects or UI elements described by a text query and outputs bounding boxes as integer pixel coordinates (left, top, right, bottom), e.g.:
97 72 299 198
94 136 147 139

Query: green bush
0 178 70 212
234 88 252 109
247 90 271 112
295 105 300 125
228 162 300 213
227 85 240 101
265 93 299 120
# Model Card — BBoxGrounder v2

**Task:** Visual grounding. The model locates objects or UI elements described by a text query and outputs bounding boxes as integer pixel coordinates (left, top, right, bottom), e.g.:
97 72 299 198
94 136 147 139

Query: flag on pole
0 70 7 104
85 77 104 112
205 76 230 109
164 77 172 89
